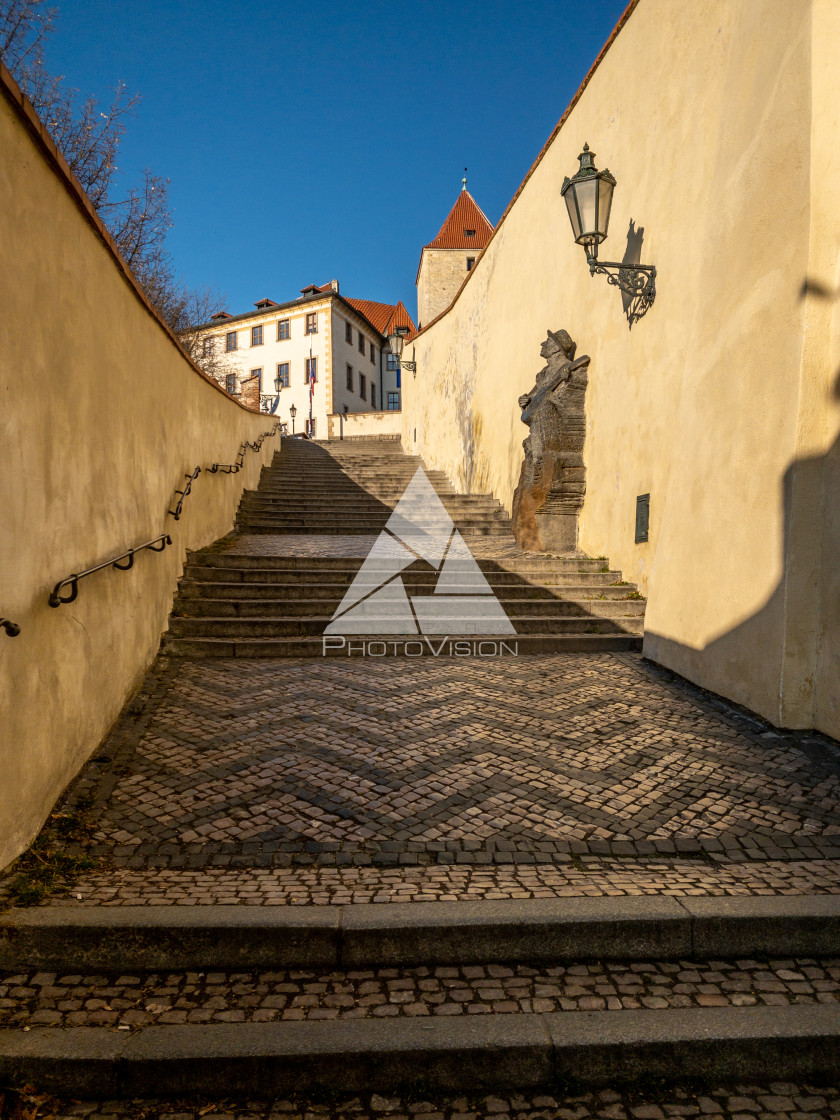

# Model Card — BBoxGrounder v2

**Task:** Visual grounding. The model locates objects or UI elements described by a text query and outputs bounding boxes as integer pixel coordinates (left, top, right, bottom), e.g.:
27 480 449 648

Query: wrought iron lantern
274 369 284 394
289 402 297 435
561 143 656 307
388 325 416 373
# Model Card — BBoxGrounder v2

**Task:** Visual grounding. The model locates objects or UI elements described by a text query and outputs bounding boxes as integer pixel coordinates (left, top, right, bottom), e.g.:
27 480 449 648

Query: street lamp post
289 402 297 435
561 143 656 308
387 325 416 374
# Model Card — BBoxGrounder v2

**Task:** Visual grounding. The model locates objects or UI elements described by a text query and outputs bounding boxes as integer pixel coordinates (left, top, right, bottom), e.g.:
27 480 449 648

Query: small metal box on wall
635 494 650 543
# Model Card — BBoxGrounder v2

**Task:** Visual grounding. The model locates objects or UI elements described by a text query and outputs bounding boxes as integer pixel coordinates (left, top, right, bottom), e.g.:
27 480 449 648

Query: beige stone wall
417 248 475 327
326 411 402 441
401 0 840 737
0 70 282 869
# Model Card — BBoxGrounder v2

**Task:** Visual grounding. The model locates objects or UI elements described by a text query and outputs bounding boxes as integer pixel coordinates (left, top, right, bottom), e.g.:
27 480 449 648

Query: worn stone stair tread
4 895 840 971
2 1005 839 1097
160 634 644 656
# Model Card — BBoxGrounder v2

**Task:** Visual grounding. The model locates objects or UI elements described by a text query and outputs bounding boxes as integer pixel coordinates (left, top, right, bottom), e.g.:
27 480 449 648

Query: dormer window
464 229 476 237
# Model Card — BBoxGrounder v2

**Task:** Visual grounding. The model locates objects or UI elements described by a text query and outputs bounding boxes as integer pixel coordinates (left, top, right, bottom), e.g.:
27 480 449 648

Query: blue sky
43 0 627 318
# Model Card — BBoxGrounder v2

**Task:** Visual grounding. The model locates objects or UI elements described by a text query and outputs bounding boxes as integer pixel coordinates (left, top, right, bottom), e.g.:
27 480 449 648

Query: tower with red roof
416 177 494 327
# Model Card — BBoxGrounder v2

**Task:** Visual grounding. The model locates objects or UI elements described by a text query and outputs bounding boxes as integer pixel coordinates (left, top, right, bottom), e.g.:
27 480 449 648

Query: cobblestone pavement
46 859 840 907
2 957 838 1030
37 653 840 882
6 1083 840 1120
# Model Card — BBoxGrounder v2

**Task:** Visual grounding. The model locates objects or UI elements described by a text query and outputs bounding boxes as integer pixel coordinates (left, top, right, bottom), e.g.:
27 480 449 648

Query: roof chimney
330 279 339 293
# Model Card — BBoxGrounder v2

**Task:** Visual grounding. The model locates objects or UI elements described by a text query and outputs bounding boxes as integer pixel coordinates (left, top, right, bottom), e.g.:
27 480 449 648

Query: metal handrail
1 618 20 636
46 423 283 610
49 534 173 607
207 423 282 476
168 466 202 520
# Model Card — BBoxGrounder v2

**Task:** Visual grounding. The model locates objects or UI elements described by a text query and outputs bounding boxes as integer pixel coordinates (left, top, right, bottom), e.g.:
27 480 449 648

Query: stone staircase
162 437 645 657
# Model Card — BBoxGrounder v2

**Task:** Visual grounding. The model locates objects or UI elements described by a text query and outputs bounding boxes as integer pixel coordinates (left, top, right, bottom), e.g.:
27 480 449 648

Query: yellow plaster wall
401 0 840 735
0 78 280 869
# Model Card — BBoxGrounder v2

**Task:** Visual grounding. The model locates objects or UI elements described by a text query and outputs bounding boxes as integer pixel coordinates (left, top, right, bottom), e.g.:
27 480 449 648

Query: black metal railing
168 466 202 521
1 618 21 637
49 534 173 607
47 423 283 610
207 425 282 476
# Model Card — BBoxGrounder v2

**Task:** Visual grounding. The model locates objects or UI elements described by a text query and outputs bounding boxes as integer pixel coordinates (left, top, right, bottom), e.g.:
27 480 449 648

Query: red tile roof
345 297 417 340
422 189 494 251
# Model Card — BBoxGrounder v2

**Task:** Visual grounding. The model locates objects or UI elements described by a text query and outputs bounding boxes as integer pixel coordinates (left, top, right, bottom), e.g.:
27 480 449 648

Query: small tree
0 0 223 362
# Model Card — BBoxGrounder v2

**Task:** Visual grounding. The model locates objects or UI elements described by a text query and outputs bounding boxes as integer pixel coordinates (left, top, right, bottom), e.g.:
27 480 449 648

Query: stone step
176 580 642 601
3 895 839 972
240 495 502 508
1 1005 838 1097
235 523 516 536
184 571 627 588
185 555 625 576
165 615 643 639
160 632 643 656
174 597 647 620
237 508 511 523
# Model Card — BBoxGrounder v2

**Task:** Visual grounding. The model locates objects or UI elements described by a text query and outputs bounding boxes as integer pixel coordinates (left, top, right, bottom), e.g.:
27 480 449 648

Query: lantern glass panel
564 189 582 241
574 177 598 240
597 177 614 239
388 332 404 360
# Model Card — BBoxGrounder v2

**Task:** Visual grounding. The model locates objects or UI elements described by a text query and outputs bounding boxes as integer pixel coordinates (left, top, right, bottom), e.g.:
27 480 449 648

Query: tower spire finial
462 167 467 191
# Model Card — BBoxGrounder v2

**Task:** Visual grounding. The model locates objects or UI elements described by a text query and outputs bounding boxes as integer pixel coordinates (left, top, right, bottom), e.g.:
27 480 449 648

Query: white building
195 280 415 438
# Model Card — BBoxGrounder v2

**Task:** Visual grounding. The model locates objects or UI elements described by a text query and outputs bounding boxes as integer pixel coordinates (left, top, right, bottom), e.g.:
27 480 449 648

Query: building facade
194 282 414 438
416 182 494 327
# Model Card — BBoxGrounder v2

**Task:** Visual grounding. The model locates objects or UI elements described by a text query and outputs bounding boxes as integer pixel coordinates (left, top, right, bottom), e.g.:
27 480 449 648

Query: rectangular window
466 257 476 271
202 337 215 357
371 384 376 409
305 356 317 383
225 373 237 394
345 321 352 343
277 318 290 340
346 364 353 391
359 373 367 400
386 353 399 372
251 324 263 346
307 417 317 437
276 362 290 388
358 331 365 354
251 367 263 391
225 331 237 352
387 391 400 410
305 312 318 334
369 341 375 363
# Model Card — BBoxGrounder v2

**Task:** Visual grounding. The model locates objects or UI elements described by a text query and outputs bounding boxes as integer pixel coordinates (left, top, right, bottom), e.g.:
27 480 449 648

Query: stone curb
0 1005 838 1097
2 895 840 971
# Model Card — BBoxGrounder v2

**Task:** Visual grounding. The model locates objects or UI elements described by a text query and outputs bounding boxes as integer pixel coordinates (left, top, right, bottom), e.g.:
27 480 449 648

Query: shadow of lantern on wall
561 144 656 321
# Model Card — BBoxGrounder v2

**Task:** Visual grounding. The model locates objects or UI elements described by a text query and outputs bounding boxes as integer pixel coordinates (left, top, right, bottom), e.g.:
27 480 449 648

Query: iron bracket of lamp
587 258 656 308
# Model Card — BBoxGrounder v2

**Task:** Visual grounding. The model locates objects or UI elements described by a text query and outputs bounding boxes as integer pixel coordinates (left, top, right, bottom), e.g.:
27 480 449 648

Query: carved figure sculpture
511 329 590 552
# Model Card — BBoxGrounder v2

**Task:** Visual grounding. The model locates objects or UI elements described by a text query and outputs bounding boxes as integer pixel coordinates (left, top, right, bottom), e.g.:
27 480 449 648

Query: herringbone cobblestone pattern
57 653 840 874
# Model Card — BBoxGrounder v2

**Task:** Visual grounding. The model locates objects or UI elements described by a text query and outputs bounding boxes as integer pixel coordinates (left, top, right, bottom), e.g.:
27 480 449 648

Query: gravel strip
2 957 838 1030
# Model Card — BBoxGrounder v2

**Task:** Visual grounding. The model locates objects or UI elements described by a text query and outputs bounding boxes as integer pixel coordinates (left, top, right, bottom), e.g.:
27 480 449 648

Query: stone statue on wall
511 329 590 552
